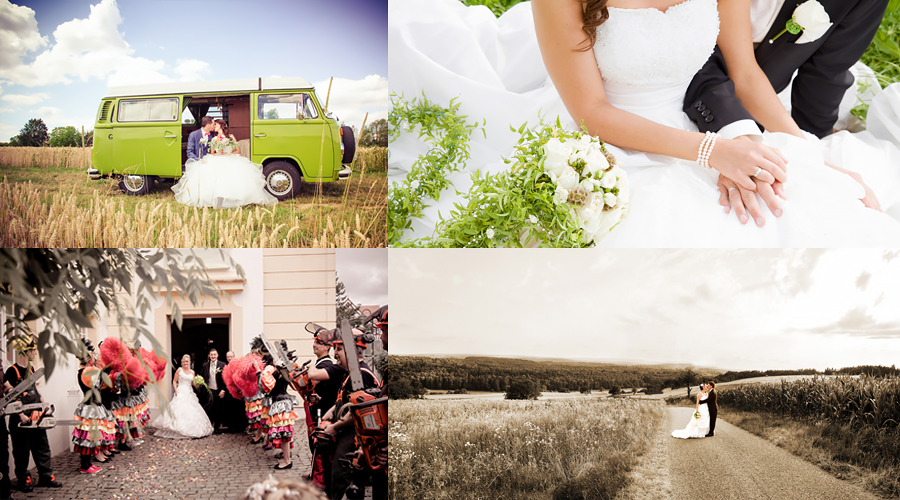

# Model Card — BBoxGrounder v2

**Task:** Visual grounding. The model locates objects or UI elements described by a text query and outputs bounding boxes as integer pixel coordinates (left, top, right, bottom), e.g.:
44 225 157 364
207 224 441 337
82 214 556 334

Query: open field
0 147 387 247
389 398 665 500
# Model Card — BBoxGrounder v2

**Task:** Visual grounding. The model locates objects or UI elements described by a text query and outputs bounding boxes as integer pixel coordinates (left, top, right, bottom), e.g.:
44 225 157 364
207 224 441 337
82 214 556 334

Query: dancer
260 341 300 470
71 339 115 474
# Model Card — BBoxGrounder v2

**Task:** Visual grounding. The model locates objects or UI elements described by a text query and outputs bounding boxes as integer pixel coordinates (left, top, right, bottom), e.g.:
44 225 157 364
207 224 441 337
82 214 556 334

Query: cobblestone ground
12 424 312 500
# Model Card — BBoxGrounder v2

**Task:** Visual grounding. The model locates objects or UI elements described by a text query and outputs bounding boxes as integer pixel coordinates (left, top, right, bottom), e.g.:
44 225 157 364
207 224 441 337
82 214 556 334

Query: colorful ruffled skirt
265 396 298 447
111 390 147 439
245 391 265 430
72 402 116 455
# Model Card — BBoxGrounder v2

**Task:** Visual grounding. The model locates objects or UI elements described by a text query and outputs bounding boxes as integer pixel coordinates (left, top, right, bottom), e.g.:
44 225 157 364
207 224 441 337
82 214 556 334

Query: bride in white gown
151 355 213 439
388 0 900 246
172 119 278 209
672 386 711 439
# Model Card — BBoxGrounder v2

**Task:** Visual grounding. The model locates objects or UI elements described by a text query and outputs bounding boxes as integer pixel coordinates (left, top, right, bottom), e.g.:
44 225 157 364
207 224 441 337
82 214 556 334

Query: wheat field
0 147 387 247
390 398 665 500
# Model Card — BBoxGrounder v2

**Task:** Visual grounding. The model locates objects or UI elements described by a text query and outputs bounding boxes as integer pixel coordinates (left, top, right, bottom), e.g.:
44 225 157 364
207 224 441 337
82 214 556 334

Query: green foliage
387 378 426 399
419 118 618 248
48 126 85 148
15 118 49 147
856 2 900 123
388 93 484 246
359 118 388 148
505 378 541 400
458 0 526 17
0 249 244 380
265 108 279 119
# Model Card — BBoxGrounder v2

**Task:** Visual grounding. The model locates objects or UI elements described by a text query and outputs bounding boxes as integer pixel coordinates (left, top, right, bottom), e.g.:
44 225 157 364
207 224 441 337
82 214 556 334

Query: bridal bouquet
192 375 212 396
210 136 239 154
419 118 629 247
693 411 701 419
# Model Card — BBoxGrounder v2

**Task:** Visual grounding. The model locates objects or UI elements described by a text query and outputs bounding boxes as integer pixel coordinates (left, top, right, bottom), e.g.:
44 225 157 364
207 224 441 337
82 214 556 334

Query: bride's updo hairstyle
215 119 230 137
181 354 191 366
580 0 610 51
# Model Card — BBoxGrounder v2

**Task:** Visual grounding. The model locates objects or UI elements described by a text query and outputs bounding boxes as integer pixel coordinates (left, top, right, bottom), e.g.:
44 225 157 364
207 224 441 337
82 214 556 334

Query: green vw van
89 77 355 199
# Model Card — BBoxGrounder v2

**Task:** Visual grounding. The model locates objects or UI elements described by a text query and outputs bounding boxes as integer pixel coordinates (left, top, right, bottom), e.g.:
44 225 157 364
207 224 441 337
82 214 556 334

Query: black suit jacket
201 360 226 393
684 0 889 138
707 389 718 413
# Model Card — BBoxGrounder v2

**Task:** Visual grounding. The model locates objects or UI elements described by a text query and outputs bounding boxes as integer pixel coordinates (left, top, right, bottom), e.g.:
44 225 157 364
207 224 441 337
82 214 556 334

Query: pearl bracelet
696 131 720 169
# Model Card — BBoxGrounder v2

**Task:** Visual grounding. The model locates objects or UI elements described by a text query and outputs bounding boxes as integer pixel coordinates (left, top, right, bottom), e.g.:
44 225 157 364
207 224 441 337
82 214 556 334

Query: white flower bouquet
209 136 239 154
418 118 629 247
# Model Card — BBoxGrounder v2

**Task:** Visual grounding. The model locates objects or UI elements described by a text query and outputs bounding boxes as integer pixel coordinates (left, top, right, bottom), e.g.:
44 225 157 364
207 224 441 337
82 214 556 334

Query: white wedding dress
389 0 900 246
672 394 711 439
172 153 277 209
151 369 214 439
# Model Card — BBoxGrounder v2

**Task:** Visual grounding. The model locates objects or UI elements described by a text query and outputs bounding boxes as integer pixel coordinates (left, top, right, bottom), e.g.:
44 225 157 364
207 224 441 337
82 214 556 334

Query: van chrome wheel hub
267 171 291 194
124 175 144 191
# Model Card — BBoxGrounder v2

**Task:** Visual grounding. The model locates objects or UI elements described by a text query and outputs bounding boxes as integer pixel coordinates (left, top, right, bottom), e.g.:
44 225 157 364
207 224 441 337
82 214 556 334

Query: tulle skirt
172 154 277 208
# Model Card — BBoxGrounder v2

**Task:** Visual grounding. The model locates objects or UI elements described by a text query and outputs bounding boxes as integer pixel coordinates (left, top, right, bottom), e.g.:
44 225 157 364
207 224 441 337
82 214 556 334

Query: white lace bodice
176 369 195 389
594 0 719 87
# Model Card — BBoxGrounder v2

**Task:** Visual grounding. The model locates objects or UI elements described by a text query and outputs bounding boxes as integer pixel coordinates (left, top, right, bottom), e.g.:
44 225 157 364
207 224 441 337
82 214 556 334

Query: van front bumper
87 167 101 180
338 164 352 180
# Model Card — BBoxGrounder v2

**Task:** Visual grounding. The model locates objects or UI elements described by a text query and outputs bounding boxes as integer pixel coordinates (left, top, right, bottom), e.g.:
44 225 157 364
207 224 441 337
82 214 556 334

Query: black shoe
37 476 62 488
705 432 715 437
118 443 133 451
15 479 32 493
274 462 293 470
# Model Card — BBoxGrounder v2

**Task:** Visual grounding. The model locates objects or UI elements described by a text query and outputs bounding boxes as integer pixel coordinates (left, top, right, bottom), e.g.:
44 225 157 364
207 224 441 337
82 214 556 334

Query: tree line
1 118 93 148
387 356 900 400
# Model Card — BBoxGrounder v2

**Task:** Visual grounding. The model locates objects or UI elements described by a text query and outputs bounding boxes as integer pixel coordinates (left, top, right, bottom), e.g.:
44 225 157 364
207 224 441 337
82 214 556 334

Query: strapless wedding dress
151 370 213 439
389 0 900 246
672 396 711 439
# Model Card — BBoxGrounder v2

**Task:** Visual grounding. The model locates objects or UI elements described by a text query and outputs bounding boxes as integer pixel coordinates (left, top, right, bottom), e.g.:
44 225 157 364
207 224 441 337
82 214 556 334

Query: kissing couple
672 382 718 439
173 116 277 208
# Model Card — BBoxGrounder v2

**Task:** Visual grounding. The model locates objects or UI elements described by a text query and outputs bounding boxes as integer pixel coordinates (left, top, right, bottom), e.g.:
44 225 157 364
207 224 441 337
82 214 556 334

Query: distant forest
387 356 899 399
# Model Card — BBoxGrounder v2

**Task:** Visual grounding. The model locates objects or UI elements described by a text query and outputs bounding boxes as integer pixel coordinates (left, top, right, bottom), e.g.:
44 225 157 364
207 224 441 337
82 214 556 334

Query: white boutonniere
216 367 222 373
769 1 832 45
200 136 208 145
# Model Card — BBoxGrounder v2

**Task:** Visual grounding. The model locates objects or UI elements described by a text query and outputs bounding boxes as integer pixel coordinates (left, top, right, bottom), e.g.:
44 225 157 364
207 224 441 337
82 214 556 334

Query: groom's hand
218 390 225 399
718 174 784 227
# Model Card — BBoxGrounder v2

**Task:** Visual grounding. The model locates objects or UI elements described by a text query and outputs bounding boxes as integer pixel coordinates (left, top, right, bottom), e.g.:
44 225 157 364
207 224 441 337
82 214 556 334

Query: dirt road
666 407 876 500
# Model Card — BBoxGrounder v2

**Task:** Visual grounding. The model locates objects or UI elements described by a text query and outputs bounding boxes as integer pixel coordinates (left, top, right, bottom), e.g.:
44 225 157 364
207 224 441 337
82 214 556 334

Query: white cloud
313 74 388 127
173 58 211 82
1 92 48 105
1 0 175 88
0 123 18 141
0 0 48 72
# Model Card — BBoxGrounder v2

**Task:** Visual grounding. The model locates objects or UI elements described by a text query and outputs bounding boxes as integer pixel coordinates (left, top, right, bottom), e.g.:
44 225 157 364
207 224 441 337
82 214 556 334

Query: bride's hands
717 174 785 227
708 138 788 191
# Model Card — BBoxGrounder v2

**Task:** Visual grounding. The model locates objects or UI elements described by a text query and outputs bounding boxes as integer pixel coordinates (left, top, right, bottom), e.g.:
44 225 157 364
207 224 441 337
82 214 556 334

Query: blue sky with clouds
0 0 388 141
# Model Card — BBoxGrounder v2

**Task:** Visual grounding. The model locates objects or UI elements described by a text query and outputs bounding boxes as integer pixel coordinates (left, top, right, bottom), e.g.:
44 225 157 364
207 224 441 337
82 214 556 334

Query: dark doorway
170 316 230 375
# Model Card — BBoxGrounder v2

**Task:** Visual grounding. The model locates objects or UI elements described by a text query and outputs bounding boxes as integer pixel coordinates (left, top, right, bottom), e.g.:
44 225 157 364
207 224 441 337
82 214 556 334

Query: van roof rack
104 77 314 98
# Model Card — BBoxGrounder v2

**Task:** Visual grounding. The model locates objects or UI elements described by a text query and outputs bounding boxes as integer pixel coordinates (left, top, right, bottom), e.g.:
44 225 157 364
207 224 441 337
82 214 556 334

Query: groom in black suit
685 0 890 138
705 382 718 437
201 348 227 431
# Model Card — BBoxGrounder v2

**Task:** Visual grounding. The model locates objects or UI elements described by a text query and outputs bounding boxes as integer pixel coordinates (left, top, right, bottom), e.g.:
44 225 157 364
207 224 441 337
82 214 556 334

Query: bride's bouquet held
209 136 239 154
423 119 629 247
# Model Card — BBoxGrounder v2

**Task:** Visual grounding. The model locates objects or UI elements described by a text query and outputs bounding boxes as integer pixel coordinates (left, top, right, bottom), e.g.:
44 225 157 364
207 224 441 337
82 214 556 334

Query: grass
0 147 387 247
389 398 665 500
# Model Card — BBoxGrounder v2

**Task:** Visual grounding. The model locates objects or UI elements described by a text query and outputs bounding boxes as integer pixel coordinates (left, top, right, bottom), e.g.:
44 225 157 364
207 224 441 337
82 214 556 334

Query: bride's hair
580 0 610 51
181 354 191 365
215 119 230 137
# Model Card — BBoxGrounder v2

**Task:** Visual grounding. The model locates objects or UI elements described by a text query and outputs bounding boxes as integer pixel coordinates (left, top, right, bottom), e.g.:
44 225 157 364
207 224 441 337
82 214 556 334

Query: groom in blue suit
186 116 216 161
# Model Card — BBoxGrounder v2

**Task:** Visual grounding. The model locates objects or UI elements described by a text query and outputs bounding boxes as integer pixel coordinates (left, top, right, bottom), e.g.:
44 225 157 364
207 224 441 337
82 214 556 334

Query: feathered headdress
249 335 268 355
76 337 95 364
99 337 132 374
222 361 242 399
122 354 150 389
138 348 167 383
231 354 264 398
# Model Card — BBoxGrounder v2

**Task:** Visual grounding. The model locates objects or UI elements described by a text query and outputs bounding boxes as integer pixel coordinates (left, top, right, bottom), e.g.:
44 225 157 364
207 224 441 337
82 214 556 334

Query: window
117 97 179 122
258 93 318 120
